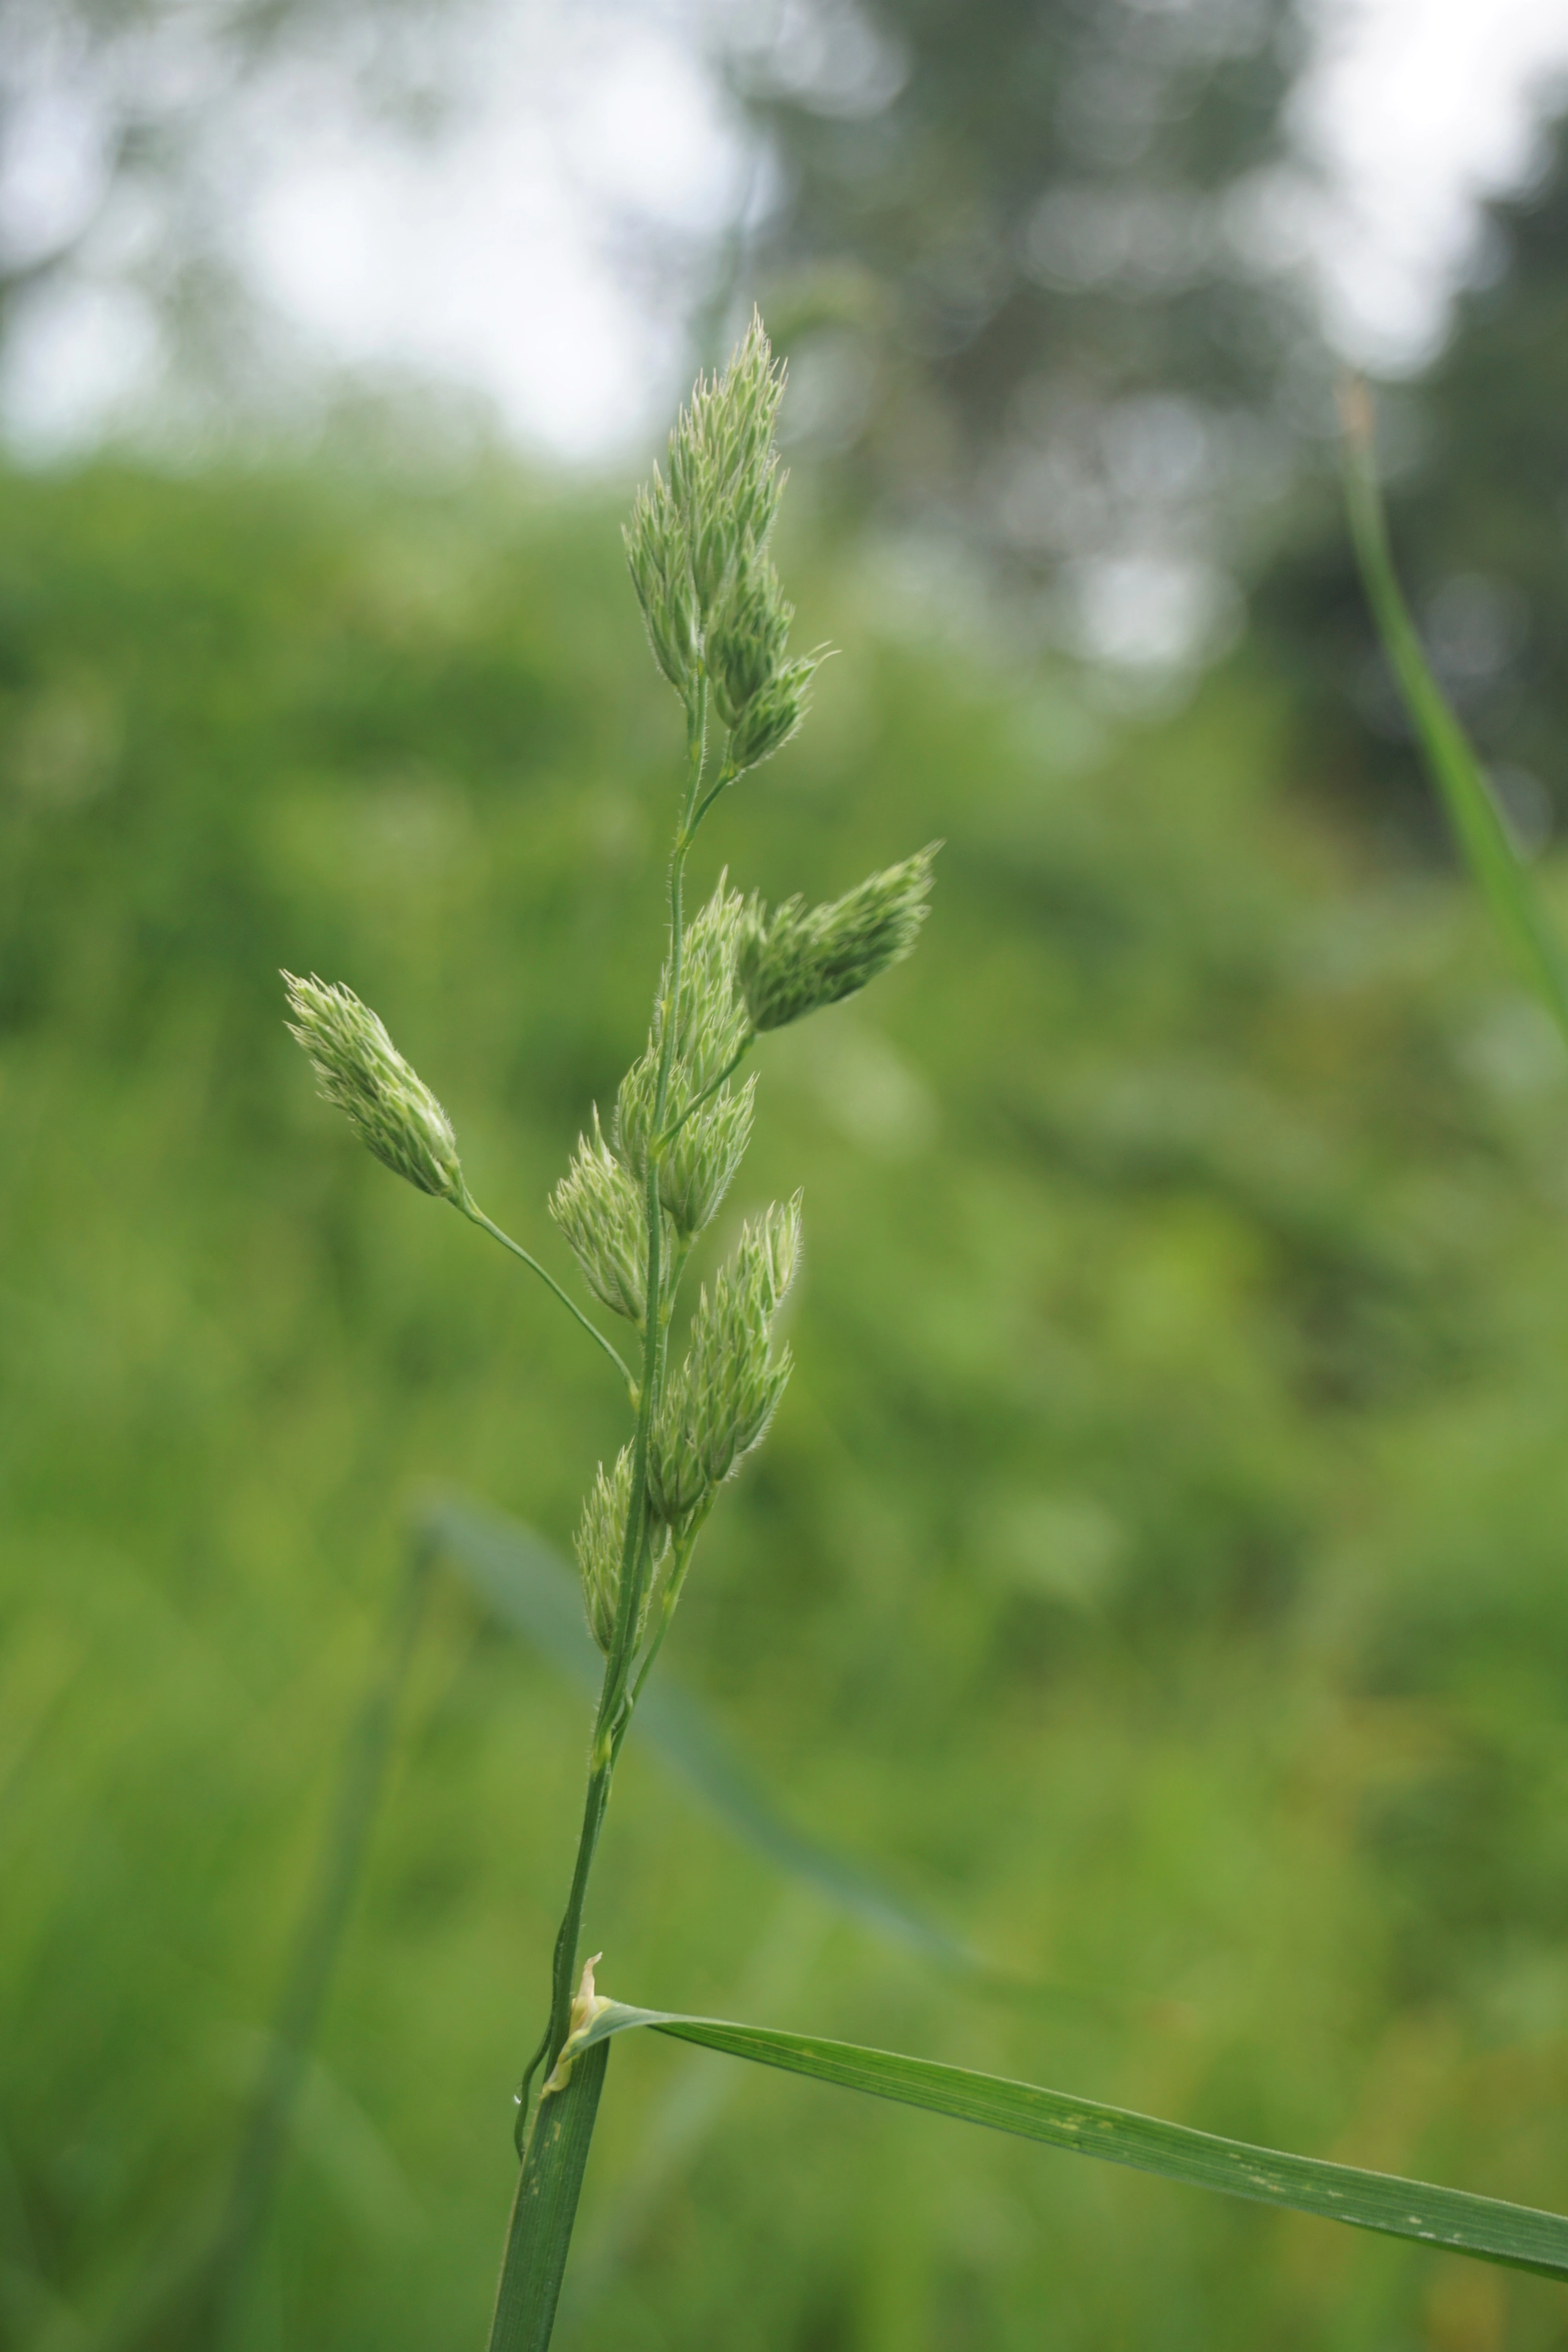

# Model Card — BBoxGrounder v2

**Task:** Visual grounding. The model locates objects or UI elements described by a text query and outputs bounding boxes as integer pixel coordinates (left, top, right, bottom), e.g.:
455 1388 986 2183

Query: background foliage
6 446 1568 2349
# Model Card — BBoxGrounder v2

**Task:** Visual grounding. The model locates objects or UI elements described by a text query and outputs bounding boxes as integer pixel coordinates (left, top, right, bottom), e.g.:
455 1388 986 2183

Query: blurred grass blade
100 1533 434 2352
423 1494 996 1984
1341 381 1568 1049
570 2002 1568 2282
486 2042 610 2352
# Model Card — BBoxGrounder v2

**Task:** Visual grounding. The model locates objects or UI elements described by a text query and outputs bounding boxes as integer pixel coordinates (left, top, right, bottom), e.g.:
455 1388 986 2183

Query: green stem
488 681 720 2352
457 1194 635 1396
690 755 738 834
619 1511 709 1741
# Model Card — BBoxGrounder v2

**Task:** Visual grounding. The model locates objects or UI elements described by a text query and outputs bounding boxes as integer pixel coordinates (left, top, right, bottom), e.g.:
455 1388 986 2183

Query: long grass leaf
1341 384 1568 1050
565 2001 1568 2281
423 1494 1003 1986
97 1533 434 2352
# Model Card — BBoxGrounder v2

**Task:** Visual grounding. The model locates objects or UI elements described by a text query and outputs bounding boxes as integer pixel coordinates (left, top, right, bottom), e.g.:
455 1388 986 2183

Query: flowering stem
457 1194 635 1396
519 677 712 2140
654 1033 755 1152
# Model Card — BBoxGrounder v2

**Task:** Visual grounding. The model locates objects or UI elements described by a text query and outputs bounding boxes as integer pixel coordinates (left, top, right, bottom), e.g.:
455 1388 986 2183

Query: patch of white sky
3 0 1568 461
1291 0 1568 369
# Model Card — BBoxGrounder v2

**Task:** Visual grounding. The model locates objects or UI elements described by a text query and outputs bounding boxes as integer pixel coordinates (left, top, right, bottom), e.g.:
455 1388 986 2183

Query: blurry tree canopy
713 0 1315 663
0 0 458 399
1254 106 1568 845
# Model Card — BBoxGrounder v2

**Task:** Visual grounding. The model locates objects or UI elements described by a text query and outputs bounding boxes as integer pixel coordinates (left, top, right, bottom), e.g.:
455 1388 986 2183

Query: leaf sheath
487 2043 611 2352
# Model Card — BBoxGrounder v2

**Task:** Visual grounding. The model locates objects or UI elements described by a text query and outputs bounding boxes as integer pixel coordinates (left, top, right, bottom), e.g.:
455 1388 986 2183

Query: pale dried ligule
550 1109 652 1327
283 971 463 1200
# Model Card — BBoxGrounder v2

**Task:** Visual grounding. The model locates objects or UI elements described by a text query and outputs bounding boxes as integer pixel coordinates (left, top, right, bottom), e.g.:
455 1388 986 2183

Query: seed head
649 1196 802 1524
625 473 701 694
614 879 755 1235
726 652 824 775
659 1073 757 1238
573 1445 668 1653
550 1109 653 1327
706 553 793 732
623 313 819 761
737 845 939 1033
283 972 462 1200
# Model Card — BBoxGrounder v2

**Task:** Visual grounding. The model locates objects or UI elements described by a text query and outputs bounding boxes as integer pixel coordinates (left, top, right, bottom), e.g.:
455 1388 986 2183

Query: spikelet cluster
549 1109 652 1328
737 846 940 1034
573 1446 671 1654
283 972 462 1199
623 313 824 773
649 1198 802 1526
615 879 755 1238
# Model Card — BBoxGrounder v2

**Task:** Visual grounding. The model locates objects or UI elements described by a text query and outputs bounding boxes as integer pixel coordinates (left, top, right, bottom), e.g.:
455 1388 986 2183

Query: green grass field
5 457 1568 2350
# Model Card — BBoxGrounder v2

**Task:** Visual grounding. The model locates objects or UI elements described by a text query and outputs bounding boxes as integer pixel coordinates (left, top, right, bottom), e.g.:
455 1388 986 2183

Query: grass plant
268 326 1568 2342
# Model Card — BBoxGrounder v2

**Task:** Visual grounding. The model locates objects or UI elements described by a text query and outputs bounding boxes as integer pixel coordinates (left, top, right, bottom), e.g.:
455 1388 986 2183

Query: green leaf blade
1343 416 1568 1053
573 2003 1568 2282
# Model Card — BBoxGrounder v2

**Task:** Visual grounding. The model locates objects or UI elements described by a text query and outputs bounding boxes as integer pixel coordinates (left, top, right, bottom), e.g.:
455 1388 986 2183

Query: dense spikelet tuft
737 846 939 1033
624 474 700 693
283 972 463 1199
573 1445 670 1653
649 1196 802 1525
727 652 824 774
622 312 824 772
615 878 756 1236
706 552 793 730
550 1109 653 1327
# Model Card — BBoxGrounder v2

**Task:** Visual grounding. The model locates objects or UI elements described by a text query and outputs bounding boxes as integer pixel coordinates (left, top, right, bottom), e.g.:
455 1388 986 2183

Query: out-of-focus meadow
7 444 1568 2351
9 2 1568 2344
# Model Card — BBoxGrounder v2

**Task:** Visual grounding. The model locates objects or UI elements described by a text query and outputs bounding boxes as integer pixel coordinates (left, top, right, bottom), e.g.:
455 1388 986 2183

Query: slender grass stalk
429 1495 1158 2017
458 1195 635 1395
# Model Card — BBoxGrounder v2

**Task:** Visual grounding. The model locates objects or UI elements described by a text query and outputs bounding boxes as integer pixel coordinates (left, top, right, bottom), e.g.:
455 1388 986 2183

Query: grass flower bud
624 475 699 695
727 653 822 775
550 1109 652 1327
650 1197 802 1524
283 972 462 1200
737 845 939 1033
614 880 751 1228
573 1446 669 1654
659 1073 757 1238
575 1447 630 1652
707 555 795 732
625 313 789 696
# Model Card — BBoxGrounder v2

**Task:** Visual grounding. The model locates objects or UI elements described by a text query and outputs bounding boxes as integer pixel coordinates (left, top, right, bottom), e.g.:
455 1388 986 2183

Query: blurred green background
8 6 1568 2350
7 441 1568 2352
